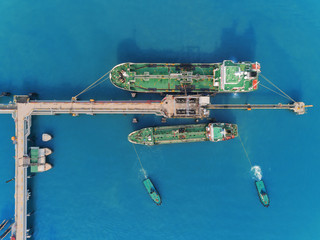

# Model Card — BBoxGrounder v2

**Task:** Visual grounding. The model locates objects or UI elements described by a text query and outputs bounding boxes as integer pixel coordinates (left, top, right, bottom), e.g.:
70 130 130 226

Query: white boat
42 133 52 142
38 163 52 172
44 147 52 156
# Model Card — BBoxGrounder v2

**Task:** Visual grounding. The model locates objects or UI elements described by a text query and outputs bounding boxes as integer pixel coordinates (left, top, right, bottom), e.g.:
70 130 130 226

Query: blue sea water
0 0 319 239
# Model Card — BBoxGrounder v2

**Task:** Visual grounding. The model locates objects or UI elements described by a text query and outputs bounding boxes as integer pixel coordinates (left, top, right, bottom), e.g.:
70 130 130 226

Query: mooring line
260 74 296 103
72 69 111 100
84 77 109 92
238 134 253 168
132 143 147 176
260 83 292 101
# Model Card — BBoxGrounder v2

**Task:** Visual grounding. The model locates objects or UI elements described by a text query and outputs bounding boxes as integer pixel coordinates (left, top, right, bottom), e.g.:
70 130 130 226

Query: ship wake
140 168 148 179
251 165 262 181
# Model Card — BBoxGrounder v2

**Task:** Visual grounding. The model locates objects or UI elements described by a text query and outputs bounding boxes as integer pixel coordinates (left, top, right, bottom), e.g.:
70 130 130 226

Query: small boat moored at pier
255 180 270 207
44 147 52 156
143 178 162 205
42 133 52 142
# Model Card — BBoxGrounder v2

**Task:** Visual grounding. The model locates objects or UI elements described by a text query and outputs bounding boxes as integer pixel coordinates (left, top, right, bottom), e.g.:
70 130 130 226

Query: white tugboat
44 147 52 156
42 133 52 142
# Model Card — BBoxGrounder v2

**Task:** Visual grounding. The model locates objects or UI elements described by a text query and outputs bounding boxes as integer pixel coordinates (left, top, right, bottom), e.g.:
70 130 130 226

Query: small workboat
143 178 162 206
44 148 52 156
255 180 270 207
42 133 52 142
38 163 52 172
0 219 9 231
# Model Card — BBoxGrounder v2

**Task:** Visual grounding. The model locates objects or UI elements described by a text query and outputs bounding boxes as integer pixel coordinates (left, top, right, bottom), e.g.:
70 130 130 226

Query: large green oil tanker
110 60 260 93
128 123 238 145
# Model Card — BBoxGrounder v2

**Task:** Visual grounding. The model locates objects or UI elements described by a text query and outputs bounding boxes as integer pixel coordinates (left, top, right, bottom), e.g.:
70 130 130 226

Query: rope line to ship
72 69 112 100
238 134 253 168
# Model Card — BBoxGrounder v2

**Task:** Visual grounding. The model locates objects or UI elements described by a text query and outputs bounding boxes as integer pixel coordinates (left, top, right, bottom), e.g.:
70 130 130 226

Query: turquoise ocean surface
0 1 319 239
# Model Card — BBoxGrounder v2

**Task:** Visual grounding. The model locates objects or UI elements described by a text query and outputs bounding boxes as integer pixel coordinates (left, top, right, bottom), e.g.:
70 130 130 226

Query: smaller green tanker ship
110 60 260 93
143 178 162 205
255 180 270 207
128 123 238 145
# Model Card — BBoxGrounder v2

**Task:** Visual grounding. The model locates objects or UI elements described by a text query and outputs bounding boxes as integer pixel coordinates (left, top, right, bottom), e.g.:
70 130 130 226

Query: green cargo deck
153 124 207 144
128 124 208 145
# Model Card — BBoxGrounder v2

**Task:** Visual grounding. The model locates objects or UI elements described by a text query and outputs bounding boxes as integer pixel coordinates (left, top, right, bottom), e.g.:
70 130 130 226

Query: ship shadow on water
117 22 256 64
117 23 257 124
0 77 129 102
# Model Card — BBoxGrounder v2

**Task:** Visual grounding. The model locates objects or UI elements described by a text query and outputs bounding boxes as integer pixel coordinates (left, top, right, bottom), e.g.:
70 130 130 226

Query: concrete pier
14 112 30 240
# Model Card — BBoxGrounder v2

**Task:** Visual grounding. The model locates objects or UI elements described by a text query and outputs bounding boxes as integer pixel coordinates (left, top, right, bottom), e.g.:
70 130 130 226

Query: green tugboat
110 60 260 93
128 123 238 145
255 180 270 207
143 178 162 205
